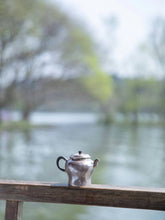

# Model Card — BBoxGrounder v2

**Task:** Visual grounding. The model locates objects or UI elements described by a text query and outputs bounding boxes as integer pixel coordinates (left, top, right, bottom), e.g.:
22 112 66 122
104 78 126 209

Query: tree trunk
22 108 31 121
0 105 4 124
101 102 114 124
0 112 2 124
132 111 138 125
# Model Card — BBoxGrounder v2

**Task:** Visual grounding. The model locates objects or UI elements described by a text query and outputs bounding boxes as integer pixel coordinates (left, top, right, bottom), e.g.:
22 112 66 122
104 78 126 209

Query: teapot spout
93 159 99 168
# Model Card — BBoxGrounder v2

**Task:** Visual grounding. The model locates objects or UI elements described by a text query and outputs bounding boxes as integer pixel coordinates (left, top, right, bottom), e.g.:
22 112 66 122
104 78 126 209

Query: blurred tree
81 56 114 123
100 16 118 73
118 17 165 123
117 77 158 124
0 0 30 120
149 17 165 75
0 0 100 121
149 17 165 119
135 17 165 120
0 0 44 120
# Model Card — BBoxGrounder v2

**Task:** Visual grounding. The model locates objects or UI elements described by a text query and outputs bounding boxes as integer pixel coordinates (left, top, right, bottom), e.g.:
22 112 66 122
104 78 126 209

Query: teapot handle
56 156 67 172
93 159 99 168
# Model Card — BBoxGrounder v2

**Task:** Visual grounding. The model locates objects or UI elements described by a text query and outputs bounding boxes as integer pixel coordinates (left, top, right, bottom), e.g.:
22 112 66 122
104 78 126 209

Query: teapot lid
70 151 91 160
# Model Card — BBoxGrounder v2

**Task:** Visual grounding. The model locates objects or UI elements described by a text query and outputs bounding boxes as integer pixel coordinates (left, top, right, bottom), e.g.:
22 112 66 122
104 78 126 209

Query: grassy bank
0 119 165 132
0 121 53 131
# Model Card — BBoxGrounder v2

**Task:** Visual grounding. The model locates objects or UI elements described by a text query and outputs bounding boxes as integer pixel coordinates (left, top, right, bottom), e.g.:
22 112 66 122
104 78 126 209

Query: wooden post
5 200 23 220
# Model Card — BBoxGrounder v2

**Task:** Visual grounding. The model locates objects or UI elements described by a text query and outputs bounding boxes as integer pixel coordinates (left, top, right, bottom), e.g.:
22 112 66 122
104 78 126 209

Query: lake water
0 113 165 219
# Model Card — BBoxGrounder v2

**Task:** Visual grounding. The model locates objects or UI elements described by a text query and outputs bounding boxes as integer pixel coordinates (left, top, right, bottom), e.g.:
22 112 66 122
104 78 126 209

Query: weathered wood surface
5 200 23 220
0 180 165 211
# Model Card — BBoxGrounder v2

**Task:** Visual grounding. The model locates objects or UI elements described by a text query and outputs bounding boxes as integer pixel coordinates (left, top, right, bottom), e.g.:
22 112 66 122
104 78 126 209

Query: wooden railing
0 180 165 220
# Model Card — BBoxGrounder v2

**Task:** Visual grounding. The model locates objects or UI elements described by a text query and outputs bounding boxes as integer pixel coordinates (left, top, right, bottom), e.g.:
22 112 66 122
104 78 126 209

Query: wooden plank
5 200 23 220
0 180 165 211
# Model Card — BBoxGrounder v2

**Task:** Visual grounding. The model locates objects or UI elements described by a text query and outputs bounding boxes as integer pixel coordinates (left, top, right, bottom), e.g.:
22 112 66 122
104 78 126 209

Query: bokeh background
0 0 165 219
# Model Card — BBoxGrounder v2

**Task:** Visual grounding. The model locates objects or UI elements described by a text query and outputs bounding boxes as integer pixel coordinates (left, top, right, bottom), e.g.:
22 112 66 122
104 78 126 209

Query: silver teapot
56 151 99 186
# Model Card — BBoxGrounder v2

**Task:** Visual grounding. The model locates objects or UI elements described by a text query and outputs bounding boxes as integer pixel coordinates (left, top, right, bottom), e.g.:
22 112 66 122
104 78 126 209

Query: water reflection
0 124 165 219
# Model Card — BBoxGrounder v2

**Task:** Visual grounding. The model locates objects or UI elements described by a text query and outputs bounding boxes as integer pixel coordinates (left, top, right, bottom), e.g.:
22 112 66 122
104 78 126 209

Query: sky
51 0 165 76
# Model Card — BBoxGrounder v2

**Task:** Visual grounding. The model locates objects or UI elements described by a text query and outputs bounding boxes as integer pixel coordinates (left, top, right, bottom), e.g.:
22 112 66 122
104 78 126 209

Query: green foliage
81 56 114 104
0 120 52 131
0 0 104 119
1 1 165 125
117 77 159 116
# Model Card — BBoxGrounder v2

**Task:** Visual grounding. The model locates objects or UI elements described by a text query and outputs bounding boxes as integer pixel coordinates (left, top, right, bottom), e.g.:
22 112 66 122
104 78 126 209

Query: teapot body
57 151 99 186
66 158 94 186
